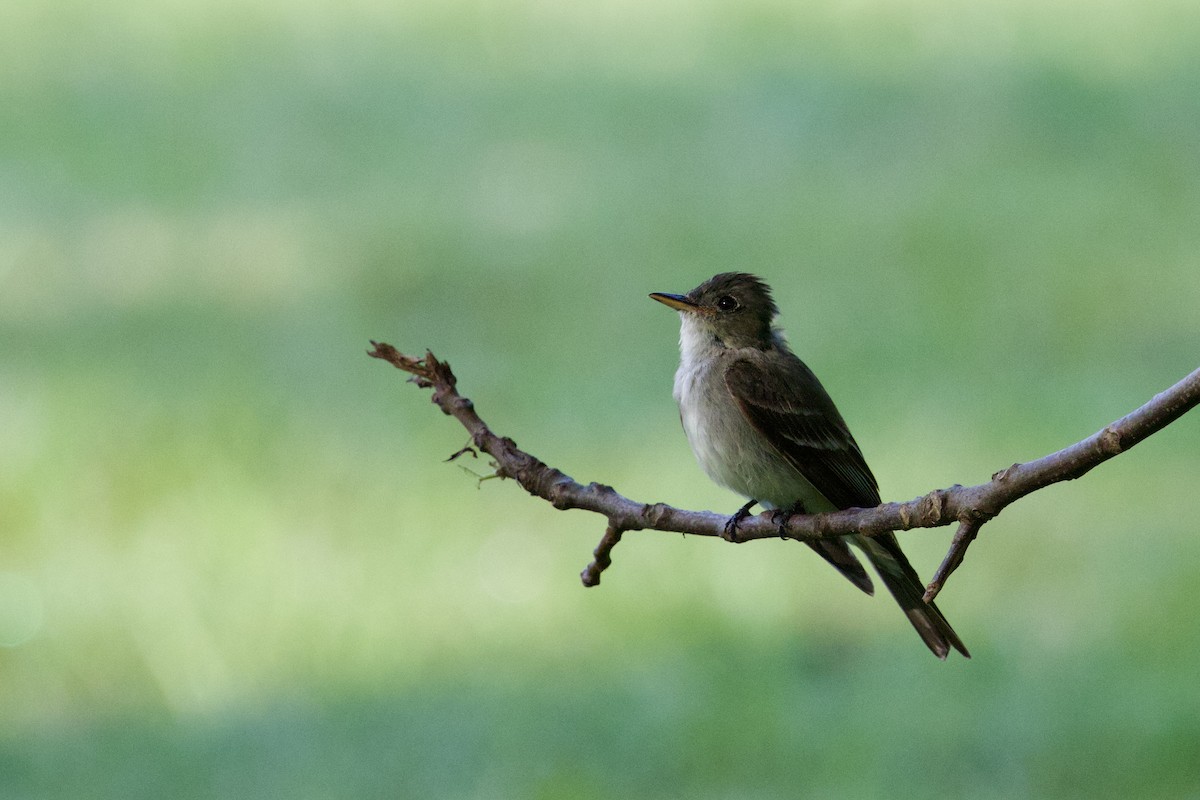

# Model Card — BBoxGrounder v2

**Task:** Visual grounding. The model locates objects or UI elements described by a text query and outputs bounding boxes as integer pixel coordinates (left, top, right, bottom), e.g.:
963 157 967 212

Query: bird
650 272 968 659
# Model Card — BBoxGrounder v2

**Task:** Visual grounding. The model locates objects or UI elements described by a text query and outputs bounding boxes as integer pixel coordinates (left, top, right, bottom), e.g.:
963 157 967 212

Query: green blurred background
3 0 1200 797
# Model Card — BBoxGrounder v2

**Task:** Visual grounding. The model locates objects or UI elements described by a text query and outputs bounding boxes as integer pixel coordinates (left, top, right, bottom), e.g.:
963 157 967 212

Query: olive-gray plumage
651 272 968 659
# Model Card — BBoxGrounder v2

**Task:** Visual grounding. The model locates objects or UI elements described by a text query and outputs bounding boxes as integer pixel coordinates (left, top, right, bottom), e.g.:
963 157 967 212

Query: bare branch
581 525 625 587
923 515 985 603
369 342 1200 595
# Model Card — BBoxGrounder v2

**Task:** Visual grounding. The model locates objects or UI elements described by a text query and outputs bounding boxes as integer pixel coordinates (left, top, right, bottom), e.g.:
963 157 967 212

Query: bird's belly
676 366 833 512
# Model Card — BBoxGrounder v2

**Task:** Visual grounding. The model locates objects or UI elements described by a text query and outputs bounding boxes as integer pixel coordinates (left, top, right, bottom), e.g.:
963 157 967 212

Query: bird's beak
649 292 699 313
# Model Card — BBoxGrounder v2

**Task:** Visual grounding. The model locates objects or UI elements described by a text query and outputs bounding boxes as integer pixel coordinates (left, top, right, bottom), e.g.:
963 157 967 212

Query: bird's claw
770 502 805 540
723 500 758 543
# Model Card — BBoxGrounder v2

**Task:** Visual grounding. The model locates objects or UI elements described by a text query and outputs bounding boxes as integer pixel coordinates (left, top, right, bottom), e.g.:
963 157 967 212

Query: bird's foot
770 501 806 540
723 500 758 543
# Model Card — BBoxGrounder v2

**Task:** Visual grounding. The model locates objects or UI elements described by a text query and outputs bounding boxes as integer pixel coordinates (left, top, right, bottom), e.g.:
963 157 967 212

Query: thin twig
923 515 985 603
581 525 625 587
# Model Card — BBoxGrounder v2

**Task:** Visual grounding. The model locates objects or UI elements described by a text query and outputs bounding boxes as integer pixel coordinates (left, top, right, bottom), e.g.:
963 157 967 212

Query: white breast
671 316 832 511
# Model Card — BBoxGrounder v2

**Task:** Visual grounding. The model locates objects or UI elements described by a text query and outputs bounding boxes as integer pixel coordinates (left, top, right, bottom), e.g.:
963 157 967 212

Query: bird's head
650 272 779 350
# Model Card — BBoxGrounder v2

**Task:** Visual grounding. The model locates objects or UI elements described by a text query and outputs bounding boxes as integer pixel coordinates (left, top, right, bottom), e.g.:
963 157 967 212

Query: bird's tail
804 538 875 596
854 533 970 659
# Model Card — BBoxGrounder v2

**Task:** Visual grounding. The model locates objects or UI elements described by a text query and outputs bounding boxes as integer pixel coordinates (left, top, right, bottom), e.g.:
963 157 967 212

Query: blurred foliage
2 0 1200 797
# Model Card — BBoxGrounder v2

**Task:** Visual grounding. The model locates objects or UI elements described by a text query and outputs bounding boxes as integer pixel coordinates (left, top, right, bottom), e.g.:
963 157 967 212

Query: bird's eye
716 295 739 311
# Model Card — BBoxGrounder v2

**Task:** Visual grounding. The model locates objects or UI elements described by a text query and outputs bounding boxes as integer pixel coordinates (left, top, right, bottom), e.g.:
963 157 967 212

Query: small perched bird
651 273 968 659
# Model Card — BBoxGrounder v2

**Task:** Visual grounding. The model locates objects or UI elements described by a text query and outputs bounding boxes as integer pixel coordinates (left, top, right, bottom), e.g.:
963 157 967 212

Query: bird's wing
724 355 881 510
726 355 968 658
